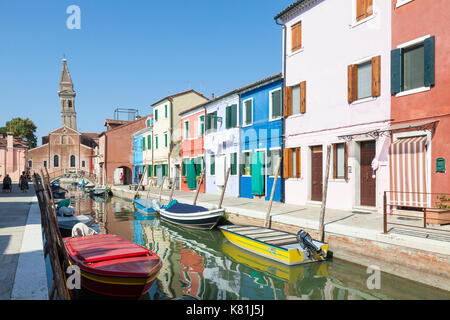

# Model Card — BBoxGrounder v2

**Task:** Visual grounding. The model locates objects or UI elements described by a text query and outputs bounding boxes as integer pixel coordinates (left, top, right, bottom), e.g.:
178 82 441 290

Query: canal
47 183 450 300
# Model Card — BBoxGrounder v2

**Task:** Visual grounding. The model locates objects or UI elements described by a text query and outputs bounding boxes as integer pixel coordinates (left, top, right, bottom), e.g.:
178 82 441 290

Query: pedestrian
138 172 143 183
19 171 28 193
2 174 12 193
120 172 124 185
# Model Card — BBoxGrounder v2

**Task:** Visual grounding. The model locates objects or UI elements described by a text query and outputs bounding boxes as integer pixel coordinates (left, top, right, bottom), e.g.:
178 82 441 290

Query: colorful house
151 90 209 187
388 0 450 206
204 90 241 197
0 132 28 182
274 0 392 212
179 105 206 192
132 116 153 185
239 74 283 202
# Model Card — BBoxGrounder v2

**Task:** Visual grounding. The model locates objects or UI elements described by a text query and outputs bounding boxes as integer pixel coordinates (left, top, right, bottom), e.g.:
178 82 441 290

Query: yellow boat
219 225 329 266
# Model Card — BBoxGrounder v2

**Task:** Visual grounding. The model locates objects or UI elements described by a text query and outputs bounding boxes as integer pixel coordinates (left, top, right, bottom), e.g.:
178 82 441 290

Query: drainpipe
275 16 287 203
169 98 174 188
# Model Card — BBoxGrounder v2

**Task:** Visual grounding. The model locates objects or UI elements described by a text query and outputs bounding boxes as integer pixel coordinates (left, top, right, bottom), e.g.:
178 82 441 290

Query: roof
100 115 149 136
104 119 131 127
274 0 315 20
81 132 100 139
151 89 209 107
0 137 28 149
180 73 283 114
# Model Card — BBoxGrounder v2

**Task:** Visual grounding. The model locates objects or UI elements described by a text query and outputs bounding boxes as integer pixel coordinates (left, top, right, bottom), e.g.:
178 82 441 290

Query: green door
251 151 265 196
187 159 197 190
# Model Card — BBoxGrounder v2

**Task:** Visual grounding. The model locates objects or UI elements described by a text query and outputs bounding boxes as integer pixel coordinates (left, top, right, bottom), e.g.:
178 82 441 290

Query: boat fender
72 222 98 237
297 230 324 258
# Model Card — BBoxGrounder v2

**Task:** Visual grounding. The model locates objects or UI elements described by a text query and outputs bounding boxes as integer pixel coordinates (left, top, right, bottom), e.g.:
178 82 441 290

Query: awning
389 136 429 207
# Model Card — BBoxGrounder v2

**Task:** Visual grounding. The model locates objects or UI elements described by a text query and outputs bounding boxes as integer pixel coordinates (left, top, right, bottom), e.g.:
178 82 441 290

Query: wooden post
218 168 231 209
383 191 388 234
169 178 176 203
134 166 147 199
318 145 331 242
159 176 166 202
265 157 282 228
193 172 204 206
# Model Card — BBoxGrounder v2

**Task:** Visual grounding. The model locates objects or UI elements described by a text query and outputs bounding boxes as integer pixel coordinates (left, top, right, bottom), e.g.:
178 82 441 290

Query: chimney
6 132 14 149
211 93 215 100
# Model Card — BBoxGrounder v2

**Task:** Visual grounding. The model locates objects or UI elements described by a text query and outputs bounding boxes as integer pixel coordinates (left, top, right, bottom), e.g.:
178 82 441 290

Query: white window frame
268 147 282 178
242 150 252 177
269 88 282 121
395 35 432 98
242 97 253 127
351 55 377 104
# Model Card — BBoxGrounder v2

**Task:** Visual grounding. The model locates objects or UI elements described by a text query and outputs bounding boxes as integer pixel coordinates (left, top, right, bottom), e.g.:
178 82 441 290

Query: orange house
390 0 450 204
179 104 206 192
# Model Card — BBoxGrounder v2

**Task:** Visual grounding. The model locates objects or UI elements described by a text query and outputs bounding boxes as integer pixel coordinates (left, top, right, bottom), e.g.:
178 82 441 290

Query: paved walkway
0 184 47 300
112 184 450 256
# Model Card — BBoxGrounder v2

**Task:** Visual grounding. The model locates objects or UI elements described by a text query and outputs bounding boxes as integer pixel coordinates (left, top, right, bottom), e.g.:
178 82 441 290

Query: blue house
132 133 144 184
239 74 283 202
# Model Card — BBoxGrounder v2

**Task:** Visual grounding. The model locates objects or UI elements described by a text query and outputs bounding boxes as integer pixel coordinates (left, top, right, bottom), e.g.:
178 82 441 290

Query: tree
1 117 37 148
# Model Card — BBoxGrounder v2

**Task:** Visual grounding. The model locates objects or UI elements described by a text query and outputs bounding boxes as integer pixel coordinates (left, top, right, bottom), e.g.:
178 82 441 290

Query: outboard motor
297 230 324 258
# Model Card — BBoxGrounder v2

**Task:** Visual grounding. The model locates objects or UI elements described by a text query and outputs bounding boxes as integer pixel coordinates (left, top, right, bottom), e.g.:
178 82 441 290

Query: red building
179 105 206 192
0 132 28 182
389 0 450 206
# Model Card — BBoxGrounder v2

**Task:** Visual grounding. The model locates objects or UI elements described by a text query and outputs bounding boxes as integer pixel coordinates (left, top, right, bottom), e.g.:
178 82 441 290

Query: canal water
48 183 450 300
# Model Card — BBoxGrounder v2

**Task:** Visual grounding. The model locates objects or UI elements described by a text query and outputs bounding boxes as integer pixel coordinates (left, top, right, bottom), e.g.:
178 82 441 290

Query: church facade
28 59 99 177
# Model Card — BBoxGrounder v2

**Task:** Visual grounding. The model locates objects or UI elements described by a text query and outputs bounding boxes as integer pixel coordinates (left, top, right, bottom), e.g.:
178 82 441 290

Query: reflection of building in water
179 246 205 300
103 199 134 241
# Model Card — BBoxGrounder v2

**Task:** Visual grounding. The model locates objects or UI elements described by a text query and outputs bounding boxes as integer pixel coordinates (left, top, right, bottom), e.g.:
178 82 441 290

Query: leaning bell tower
58 59 77 131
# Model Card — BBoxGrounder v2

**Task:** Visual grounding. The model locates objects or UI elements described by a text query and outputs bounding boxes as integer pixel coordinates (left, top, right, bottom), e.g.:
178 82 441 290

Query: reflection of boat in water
134 198 158 215
219 225 329 265
221 241 328 283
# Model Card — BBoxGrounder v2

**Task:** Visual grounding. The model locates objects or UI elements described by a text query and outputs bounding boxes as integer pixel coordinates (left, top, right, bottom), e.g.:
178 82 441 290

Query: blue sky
0 0 292 142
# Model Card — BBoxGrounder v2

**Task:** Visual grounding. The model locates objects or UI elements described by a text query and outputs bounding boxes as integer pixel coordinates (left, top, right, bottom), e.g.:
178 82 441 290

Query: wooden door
311 146 323 201
360 141 376 206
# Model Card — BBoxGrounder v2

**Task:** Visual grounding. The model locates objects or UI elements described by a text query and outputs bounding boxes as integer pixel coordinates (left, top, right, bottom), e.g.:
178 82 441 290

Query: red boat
63 234 162 299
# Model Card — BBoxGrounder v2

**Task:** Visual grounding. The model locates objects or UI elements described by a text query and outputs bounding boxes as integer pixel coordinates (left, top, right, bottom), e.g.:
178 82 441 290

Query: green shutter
231 104 237 127
200 115 205 135
272 90 282 117
165 105 168 118
391 48 403 95
148 135 151 149
210 155 215 175
424 36 435 87
155 109 158 121
231 153 237 175
165 134 168 147
245 100 252 125
187 160 197 189
148 165 152 177
226 106 231 129
214 111 218 130
154 165 157 176
185 122 189 139
155 136 158 149
142 137 146 151
251 152 264 195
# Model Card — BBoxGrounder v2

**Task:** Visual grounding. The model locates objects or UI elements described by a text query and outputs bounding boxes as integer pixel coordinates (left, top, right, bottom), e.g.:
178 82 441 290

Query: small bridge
46 169 97 185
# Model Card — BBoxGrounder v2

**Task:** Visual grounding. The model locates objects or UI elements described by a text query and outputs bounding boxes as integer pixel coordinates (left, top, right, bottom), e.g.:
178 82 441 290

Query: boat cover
164 203 208 214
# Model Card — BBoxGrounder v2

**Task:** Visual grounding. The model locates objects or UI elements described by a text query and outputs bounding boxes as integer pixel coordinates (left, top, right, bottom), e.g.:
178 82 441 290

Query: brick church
28 59 99 176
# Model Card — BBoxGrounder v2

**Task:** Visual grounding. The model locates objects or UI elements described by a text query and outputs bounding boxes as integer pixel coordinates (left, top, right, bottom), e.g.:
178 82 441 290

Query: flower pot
426 208 450 226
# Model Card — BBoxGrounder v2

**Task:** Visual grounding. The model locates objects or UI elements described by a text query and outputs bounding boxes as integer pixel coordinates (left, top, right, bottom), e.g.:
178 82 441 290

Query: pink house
0 132 28 183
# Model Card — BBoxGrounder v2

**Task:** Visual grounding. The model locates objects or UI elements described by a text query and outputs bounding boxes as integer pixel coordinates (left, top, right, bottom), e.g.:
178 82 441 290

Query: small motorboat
90 187 112 197
158 200 224 230
219 225 329 265
58 214 95 237
133 198 160 215
63 234 162 299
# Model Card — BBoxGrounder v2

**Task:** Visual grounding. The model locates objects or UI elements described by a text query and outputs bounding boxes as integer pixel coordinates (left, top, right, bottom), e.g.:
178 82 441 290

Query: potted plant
427 194 450 225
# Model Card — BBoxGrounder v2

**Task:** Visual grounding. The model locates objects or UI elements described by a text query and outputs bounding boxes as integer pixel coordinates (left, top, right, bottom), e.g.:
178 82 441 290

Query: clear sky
0 0 292 143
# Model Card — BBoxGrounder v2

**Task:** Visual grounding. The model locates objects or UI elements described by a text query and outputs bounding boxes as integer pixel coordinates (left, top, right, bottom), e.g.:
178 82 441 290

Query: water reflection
60 184 450 300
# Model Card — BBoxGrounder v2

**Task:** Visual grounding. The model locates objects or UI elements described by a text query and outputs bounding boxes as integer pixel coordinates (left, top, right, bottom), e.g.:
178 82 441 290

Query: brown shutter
356 0 365 22
371 55 381 97
300 81 306 114
344 143 348 180
284 86 292 117
296 147 301 178
332 144 337 179
348 65 358 103
283 148 290 178
291 22 302 52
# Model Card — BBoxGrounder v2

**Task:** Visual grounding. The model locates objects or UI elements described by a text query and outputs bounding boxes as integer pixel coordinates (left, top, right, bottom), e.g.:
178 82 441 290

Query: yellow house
151 90 209 187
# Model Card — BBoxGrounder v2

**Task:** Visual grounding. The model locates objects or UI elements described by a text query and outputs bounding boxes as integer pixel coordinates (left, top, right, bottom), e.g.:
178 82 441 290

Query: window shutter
210 155 215 175
291 22 302 52
391 48 403 95
371 56 381 97
148 165 152 177
284 86 292 117
226 106 231 129
356 0 365 22
148 135 151 149
143 137 146 151
296 147 301 178
155 109 158 121
213 111 218 130
424 36 435 87
231 104 237 127
245 101 252 125
348 64 358 103
154 165 157 176
283 148 290 178
344 143 348 180
300 81 306 114
332 144 337 179
231 153 237 175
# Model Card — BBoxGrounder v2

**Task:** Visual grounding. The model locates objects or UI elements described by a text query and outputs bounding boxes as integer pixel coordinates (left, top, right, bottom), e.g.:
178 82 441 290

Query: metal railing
383 191 450 234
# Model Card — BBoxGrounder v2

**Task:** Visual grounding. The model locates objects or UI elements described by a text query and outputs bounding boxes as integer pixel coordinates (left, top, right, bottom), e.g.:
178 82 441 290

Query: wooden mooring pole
218 168 231 209
193 172 204 206
318 145 331 242
169 178 176 203
159 176 166 202
265 157 282 228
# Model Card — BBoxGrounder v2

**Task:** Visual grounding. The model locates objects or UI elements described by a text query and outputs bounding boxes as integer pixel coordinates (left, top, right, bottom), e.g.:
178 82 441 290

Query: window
184 121 190 140
210 155 215 175
81 160 86 168
28 160 32 168
182 158 189 177
54 155 59 168
333 143 348 179
241 152 252 176
165 105 168 118
270 89 282 120
43 160 47 168
285 81 306 116
230 153 237 175
147 135 151 150
199 115 205 137
148 165 153 177
206 111 217 132
146 119 151 128
391 36 435 95
155 135 158 149
164 133 168 148
348 56 381 103
68 100 72 108
291 21 302 52
267 149 281 177
70 155 76 167
154 109 158 122
356 0 373 22
225 104 238 129
243 99 253 126
142 137 146 151
283 148 301 178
